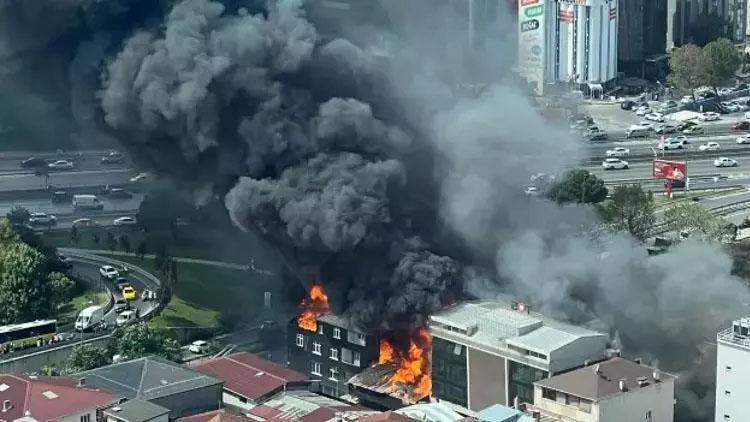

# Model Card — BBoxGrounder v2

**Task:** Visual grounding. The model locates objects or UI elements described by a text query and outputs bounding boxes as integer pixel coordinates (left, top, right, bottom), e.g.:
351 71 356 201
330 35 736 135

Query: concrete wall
598 378 675 422
468 348 506 410
0 335 110 374
715 341 750 421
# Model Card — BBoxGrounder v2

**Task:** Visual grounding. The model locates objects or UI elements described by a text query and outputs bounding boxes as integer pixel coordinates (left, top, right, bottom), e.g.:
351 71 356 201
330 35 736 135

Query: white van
626 125 652 138
116 310 137 327
72 195 103 210
75 305 104 331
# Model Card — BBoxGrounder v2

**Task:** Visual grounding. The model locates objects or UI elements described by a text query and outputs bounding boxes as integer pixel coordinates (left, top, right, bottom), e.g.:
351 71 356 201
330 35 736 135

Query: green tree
112 323 181 362
0 220 19 244
136 241 147 259
70 226 80 245
668 44 708 99
6 206 30 225
546 169 608 204
600 185 656 241
118 234 131 254
47 272 75 310
0 242 53 323
703 38 741 96
664 202 735 241
66 344 110 373
105 232 117 252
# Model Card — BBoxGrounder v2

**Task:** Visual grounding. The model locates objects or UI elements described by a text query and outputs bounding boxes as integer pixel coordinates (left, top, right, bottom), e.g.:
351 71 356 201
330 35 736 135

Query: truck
72 194 103 210
75 305 105 331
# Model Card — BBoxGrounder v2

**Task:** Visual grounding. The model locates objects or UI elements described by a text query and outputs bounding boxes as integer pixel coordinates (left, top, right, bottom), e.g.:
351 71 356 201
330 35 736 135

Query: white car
699 112 720 121
116 310 137 327
637 121 655 130
698 142 721 151
737 135 750 144
188 340 211 354
606 147 630 157
129 173 149 183
681 95 694 104
113 216 137 226
28 213 57 225
644 112 665 122
635 107 651 116
665 135 689 145
602 158 629 170
99 265 119 279
524 186 539 197
48 160 74 170
659 138 686 150
683 125 704 135
714 157 738 167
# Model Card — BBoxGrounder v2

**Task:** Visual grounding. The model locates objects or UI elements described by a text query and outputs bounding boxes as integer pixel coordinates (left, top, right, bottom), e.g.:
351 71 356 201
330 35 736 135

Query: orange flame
378 328 432 399
297 285 330 332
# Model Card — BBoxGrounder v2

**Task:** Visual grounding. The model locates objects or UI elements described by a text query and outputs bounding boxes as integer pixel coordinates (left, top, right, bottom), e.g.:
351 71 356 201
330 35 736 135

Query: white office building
715 318 750 422
518 0 618 95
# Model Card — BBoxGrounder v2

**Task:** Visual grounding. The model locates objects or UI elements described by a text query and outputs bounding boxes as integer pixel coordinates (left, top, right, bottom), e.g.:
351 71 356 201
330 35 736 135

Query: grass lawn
57 291 109 326
99 255 282 330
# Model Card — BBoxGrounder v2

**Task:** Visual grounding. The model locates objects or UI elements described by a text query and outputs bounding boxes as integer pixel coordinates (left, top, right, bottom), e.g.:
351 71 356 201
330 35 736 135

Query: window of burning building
312 361 322 376
347 331 366 346
330 348 339 360
313 342 322 355
432 337 468 407
296 334 304 347
508 361 547 405
342 348 361 367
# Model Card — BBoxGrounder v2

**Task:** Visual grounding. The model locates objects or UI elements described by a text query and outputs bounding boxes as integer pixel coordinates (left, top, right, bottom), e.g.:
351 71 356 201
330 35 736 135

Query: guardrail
587 149 750 164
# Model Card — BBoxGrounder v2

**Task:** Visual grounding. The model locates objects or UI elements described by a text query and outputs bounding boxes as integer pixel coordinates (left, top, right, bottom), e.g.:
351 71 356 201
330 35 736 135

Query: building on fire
287 313 380 398
428 300 610 412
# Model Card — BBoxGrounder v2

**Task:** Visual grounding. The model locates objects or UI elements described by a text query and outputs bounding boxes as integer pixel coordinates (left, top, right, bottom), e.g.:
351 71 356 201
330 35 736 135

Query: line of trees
669 38 741 99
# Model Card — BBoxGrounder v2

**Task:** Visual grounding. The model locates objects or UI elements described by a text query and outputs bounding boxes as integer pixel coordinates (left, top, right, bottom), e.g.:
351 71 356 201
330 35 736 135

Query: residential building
244 390 380 421
0 374 117 422
532 357 675 422
287 313 379 397
103 399 170 422
618 0 669 80
518 0 618 95
715 317 750 422
78 356 223 419
192 352 308 412
177 410 247 422
477 404 536 422
429 300 609 412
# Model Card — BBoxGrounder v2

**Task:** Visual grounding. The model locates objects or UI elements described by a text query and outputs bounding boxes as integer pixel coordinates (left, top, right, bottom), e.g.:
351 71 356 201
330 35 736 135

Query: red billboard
653 160 687 180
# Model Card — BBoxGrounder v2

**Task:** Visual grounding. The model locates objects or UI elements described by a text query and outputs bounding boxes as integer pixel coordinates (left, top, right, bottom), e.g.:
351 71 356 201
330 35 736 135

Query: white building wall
223 390 253 412
715 341 750 421
533 387 597 422
596 378 675 422
61 408 100 422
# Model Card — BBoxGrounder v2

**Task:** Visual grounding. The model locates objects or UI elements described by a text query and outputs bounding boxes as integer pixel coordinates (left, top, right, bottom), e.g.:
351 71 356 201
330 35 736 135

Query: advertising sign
518 0 546 95
653 160 687 180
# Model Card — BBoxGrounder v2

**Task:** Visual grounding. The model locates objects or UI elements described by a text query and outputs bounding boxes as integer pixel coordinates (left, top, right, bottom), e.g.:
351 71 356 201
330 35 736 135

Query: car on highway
101 152 125 164
659 138 686 150
113 216 137 226
654 123 678 134
644 112 665 122
20 157 47 168
733 121 750 130
737 134 750 144
714 157 738 167
698 142 721 151
113 298 129 313
524 186 539 197
602 158 629 170
585 132 607 141
635 106 651 116
99 265 119 279
699 112 720 121
116 277 130 291
28 213 56 226
188 340 211 354
116 310 137 327
665 135 689 145
682 125 704 135
130 172 149 183
626 125 652 138
51 190 71 203
122 286 137 301
606 147 630 157
72 218 96 228
107 188 133 199
47 160 74 170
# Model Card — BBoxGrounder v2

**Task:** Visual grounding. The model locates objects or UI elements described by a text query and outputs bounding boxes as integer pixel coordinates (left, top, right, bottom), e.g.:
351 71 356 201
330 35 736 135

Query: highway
585 134 750 162
588 157 741 180
0 169 136 192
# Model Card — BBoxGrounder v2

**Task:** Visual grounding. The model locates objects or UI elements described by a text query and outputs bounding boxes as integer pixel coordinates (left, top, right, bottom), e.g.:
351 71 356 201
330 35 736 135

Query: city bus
0 320 58 350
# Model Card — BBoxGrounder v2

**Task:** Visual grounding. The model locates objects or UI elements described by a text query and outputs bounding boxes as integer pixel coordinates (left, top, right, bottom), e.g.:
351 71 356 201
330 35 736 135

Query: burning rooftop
298 285 330 332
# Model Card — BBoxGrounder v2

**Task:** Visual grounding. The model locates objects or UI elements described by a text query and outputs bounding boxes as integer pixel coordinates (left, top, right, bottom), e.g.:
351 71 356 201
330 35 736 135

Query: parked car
645 112 665 122
733 121 750 130
683 125 704 135
602 158 629 170
122 286 137 301
698 142 721 151
635 106 651 116
737 135 750 144
99 265 119 279
101 152 125 164
28 213 56 226
714 157 738 167
188 340 211 354
680 96 694 104
20 157 47 168
606 147 630 157
47 160 74 170
699 112 720 121
113 216 137 226
654 123 678 134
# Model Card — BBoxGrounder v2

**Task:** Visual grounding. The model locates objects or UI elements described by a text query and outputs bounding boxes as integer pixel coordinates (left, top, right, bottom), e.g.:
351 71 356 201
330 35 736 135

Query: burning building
288 286 380 398
428 299 610 412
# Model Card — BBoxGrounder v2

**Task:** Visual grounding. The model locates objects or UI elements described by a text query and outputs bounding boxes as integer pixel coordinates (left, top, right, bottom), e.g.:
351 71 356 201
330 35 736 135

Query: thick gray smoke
2 0 746 419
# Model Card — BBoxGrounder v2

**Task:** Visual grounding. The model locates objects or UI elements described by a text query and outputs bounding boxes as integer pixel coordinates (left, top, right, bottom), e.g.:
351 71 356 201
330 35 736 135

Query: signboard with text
518 0 546 95
653 160 687 180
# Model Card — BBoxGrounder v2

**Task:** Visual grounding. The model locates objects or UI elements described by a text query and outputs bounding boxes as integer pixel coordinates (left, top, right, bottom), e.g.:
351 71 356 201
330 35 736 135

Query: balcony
717 327 750 350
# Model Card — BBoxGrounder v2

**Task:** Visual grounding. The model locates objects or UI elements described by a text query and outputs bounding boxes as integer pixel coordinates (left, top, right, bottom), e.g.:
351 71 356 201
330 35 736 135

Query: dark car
734 121 750 130
51 191 71 203
620 100 636 110
113 299 129 313
101 152 125 164
107 188 133 199
20 157 47 168
115 277 130 290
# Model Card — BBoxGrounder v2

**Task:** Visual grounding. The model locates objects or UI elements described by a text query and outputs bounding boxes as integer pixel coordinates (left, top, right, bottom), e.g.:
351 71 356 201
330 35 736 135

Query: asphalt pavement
0 169 136 192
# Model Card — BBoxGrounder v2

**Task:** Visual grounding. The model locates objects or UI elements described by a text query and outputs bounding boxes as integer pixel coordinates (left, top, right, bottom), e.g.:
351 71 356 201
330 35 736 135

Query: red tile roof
0 374 117 421
359 412 416 422
177 410 248 422
193 353 306 401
